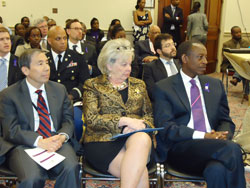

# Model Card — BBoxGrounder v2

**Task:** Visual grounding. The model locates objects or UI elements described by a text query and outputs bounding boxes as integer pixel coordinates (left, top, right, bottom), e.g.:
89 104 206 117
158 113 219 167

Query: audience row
0 17 247 188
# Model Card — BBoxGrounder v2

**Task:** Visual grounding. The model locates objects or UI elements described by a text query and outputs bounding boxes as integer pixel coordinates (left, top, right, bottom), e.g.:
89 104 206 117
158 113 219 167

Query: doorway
157 0 223 73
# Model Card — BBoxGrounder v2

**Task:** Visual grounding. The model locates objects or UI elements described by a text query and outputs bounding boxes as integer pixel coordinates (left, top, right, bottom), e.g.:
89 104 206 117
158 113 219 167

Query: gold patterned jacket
83 75 154 143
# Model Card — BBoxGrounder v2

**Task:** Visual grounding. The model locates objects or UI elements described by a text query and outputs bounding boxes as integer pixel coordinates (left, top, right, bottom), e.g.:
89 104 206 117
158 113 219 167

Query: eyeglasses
70 27 83 31
162 42 176 48
38 25 48 29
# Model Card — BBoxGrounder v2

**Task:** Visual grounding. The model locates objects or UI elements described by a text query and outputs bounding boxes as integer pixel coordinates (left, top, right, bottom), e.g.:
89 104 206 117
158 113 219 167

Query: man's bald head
47 26 67 54
148 25 161 43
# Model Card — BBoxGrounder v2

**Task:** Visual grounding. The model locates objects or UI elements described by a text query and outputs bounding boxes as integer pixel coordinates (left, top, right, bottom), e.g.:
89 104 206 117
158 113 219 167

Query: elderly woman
82 38 153 188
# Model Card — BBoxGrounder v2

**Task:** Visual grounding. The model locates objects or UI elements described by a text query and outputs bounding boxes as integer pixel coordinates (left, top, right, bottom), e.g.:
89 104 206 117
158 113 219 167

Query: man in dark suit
153 41 246 188
47 26 90 102
163 0 183 46
0 49 80 188
0 27 24 92
66 19 100 77
134 25 161 78
143 33 180 100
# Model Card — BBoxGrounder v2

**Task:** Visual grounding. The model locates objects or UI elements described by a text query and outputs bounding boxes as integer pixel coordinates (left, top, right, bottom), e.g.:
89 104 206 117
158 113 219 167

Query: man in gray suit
0 49 80 188
143 33 180 100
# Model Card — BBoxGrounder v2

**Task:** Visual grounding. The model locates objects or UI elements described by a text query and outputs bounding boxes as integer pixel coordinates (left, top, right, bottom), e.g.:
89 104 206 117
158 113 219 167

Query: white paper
25 147 65 170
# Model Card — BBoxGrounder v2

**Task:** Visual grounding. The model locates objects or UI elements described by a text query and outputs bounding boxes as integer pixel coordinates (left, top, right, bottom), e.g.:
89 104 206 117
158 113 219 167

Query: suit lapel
8 54 17 85
156 59 168 77
80 43 87 55
173 74 190 111
20 80 35 130
199 76 212 123
144 40 154 55
173 59 181 71
45 82 58 129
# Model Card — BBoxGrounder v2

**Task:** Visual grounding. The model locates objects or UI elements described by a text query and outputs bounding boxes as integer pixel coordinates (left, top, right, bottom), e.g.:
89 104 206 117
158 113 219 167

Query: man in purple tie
153 41 246 188
0 49 80 188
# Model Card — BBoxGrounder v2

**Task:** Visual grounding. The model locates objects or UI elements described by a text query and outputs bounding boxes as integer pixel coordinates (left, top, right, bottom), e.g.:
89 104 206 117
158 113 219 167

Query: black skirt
84 137 128 174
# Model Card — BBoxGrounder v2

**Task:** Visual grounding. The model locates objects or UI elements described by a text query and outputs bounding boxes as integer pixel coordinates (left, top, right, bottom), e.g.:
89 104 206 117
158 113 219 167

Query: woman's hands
119 117 146 133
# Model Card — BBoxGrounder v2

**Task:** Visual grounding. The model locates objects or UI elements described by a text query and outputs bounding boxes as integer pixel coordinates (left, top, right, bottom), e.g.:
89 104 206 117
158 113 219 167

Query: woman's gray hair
97 38 134 75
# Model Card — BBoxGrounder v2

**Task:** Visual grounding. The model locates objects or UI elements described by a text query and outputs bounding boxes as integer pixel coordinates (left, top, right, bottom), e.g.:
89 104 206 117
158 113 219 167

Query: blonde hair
97 38 134 75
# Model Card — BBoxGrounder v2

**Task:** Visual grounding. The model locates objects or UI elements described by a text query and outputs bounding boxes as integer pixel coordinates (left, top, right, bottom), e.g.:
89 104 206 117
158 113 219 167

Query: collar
51 49 65 61
68 40 81 49
26 78 45 94
42 35 48 40
171 4 176 9
232 38 242 44
159 57 173 64
180 69 199 86
0 52 10 61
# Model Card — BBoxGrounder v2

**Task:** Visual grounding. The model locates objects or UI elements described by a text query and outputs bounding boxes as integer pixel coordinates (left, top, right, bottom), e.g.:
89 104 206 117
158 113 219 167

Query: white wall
0 0 155 31
223 0 250 33
216 0 250 72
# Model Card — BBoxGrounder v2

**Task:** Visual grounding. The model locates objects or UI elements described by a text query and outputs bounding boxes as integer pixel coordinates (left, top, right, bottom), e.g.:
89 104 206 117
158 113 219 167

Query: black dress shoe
230 79 238 86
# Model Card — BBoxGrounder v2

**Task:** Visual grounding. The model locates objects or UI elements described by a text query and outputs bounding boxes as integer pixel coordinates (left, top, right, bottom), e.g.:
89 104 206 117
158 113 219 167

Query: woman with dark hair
187 1 208 45
86 17 104 44
133 0 152 44
11 23 26 54
97 24 125 55
15 27 47 57
110 24 126 39
107 19 121 40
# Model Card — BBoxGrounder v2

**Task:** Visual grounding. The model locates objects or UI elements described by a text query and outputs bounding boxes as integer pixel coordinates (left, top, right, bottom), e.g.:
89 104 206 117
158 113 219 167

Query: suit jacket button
121 112 126 116
58 79 61 83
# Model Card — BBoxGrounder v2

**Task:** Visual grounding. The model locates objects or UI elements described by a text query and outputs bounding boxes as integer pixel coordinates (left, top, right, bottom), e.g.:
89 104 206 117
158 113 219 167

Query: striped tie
0 58 8 91
36 90 51 138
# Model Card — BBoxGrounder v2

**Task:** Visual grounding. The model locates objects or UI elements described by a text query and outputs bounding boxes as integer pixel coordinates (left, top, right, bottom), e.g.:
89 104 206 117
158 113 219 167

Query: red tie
36 90 51 138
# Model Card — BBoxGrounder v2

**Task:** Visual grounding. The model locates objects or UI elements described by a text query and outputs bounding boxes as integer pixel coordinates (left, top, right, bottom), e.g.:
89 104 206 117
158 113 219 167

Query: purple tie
190 79 206 132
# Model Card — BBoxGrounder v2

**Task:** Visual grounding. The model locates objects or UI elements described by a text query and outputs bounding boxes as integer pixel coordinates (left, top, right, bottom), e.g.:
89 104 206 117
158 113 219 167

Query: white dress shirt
149 40 156 54
26 79 69 146
68 40 83 54
26 79 55 146
51 49 65 70
180 69 212 139
160 57 178 77
170 4 176 30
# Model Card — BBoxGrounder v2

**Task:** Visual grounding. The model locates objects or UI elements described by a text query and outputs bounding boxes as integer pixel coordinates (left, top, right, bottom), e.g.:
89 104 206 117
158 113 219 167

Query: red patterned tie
36 90 51 138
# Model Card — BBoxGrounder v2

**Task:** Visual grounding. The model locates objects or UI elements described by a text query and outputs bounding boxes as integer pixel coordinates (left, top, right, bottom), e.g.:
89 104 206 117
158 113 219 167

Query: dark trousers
166 29 181 47
7 143 80 188
168 139 246 188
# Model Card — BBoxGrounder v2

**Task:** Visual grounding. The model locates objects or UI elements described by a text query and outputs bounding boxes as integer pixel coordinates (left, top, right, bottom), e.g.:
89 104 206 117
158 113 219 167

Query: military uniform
47 49 90 100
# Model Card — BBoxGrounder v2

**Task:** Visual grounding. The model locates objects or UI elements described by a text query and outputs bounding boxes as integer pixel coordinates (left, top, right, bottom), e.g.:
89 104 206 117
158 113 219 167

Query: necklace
111 81 128 91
